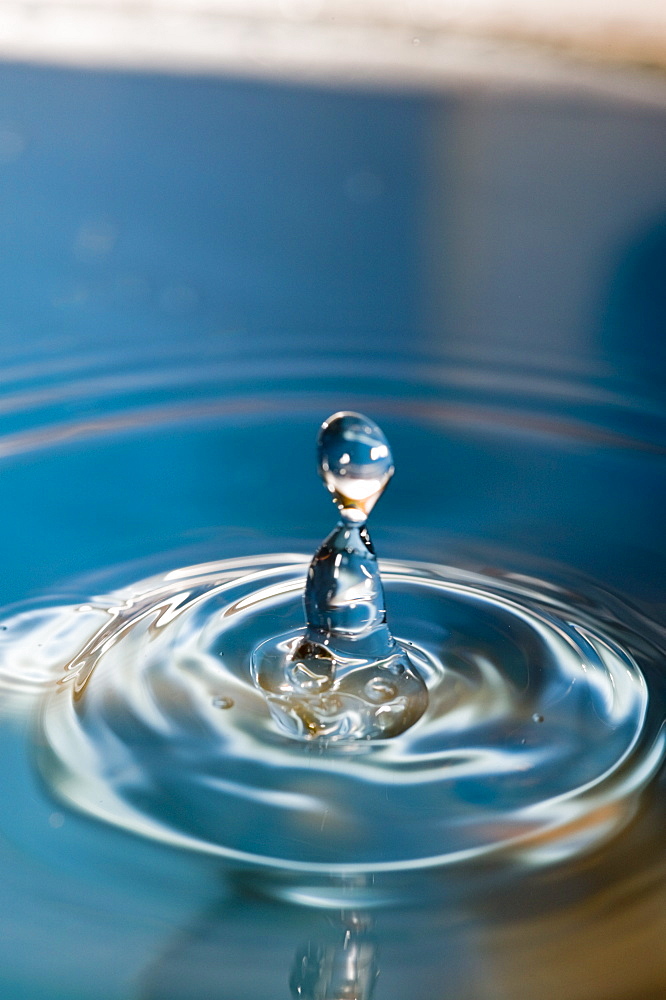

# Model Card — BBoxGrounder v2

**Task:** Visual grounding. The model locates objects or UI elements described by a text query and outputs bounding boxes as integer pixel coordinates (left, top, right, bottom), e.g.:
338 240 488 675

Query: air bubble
363 678 398 703
212 696 234 710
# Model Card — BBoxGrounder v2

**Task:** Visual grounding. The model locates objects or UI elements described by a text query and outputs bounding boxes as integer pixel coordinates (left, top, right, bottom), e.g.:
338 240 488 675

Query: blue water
0 59 664 998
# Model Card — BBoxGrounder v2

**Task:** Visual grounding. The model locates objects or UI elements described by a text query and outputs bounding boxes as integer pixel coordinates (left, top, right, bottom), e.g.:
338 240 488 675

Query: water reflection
135 788 666 999
290 912 379 1000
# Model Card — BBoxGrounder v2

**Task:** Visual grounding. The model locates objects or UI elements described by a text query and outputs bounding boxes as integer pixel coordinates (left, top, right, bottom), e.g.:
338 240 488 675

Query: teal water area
0 60 664 998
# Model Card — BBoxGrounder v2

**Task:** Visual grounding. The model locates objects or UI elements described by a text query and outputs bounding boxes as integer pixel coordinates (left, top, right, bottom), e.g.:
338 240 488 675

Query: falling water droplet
317 411 394 524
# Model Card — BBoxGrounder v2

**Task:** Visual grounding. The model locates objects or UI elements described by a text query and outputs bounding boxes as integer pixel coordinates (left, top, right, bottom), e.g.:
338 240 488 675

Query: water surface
0 59 664 999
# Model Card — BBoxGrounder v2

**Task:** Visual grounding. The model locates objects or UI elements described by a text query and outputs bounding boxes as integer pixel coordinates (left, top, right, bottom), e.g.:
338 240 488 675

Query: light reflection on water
0 59 663 998
3 556 655 883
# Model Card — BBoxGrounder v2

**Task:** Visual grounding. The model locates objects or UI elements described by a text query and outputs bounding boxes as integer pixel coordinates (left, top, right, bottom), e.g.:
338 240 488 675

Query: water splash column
251 411 428 741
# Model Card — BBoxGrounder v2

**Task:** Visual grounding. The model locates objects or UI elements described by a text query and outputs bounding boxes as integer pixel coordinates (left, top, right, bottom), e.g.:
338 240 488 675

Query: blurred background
1 0 665 76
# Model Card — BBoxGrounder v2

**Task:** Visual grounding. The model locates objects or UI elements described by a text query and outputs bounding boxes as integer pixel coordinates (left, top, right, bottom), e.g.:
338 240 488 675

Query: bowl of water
0 18 665 999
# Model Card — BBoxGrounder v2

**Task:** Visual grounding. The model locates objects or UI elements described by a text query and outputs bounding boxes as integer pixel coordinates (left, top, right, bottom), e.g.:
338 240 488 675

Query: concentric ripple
0 554 652 873
2 556 661 875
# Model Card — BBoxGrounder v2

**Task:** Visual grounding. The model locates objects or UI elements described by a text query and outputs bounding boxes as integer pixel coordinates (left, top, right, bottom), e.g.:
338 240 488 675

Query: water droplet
317 411 394 524
212 696 234 710
48 812 65 829
532 713 545 723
